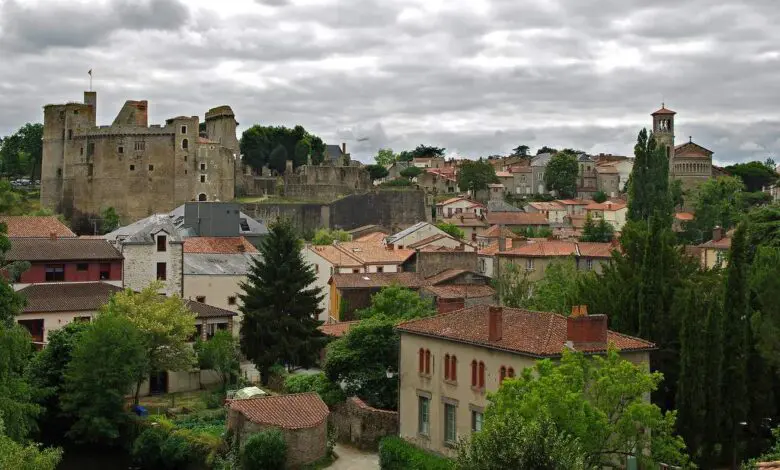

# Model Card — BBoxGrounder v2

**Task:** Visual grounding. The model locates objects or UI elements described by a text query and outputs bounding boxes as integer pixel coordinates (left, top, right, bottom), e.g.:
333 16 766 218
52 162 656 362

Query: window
314 264 319 274
471 409 484 433
419 348 425 373
376 266 384 273
87 164 93 177
182 138 189 150
425 349 431 375
156 262 167 281
45 264 65 282
80 147 83 156
68 129 73 140
418 396 430 435
181 125 187 134
444 403 457 444
100 263 110 280
444 354 450 380
184 155 187 162
450 355 457 381
200 175 206 183
499 366 507 382
76 263 88 272
57 168 62 176
507 367 515 378
190 324 203 342
586 259 593 270
200 163 206 171
352 269 360 274
148 164 154 171
118 146 124 154
478 361 485 388
525 258 534 271
196 296 206 303
198 193 207 201
75 316 91 323
157 234 167 252
135 141 145 151
87 142 95 156
228 296 237 306
130 165 135 171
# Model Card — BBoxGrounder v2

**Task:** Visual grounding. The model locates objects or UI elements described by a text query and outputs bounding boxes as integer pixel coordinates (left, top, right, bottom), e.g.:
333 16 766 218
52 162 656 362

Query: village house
485 212 549 232
396 305 654 457
0 215 76 239
530 153 555 194
435 197 485 219
584 200 628 232
510 166 533 196
413 156 446 169
595 165 622 197
406 233 476 252
417 168 458 194
556 199 594 216
385 222 452 249
494 240 614 282
437 212 490 242
698 227 732 269
227 392 330 468
475 225 521 249
328 272 427 321
419 269 495 313
525 201 567 224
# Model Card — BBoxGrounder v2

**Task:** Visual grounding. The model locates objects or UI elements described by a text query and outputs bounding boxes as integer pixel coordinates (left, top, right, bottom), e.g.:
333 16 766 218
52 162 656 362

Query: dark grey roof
18 282 123 312
184 253 259 275
578 154 594 162
183 299 237 318
386 222 444 245
325 144 343 162
531 153 554 167
7 238 123 261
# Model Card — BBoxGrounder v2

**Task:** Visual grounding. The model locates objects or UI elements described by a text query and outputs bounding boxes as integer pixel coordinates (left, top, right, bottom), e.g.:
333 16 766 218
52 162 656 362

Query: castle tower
205 106 239 155
652 104 676 176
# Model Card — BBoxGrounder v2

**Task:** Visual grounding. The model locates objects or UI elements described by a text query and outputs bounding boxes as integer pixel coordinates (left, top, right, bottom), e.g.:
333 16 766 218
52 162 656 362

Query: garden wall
330 396 399 451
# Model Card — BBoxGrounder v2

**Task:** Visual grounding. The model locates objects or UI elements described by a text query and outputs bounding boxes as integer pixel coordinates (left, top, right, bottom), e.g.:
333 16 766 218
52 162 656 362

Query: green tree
628 129 672 223
294 139 311 167
592 190 607 203
746 204 780 248
312 228 351 245
400 165 422 179
410 145 445 159
324 316 399 409
375 148 397 166
0 223 25 328
543 151 578 198
283 372 346 407
721 222 751 467
194 330 240 390
241 429 287 470
435 222 465 239
239 125 325 173
488 348 690 468
529 257 590 315
357 285 436 321
268 144 288 175
0 123 43 180
457 415 585 470
61 313 147 444
495 263 533 308
239 219 327 384
536 146 557 155
365 164 389 181
0 325 39 442
725 161 778 192
0 415 61 470
580 215 615 242
457 160 498 193
750 246 780 371
511 144 531 158
743 427 780 469
101 206 120 234
103 283 196 404
685 176 745 243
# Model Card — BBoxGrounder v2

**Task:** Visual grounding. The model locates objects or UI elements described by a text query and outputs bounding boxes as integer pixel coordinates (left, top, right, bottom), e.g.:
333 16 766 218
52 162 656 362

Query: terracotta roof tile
437 197 468 206
18 282 123 313
439 216 489 228
423 285 496 299
509 165 532 173
183 300 238 319
675 212 695 221
595 166 619 174
577 242 617 258
528 202 565 211
486 212 549 226
495 171 512 178
501 240 577 257
425 269 469 285
335 242 415 265
353 232 387 243
699 237 731 249
228 392 329 429
330 272 426 289
319 320 360 337
310 245 363 267
0 216 76 238
6 238 123 261
556 199 594 206
479 225 521 239
183 237 258 254
584 201 627 211
397 305 655 357
407 234 453 249
479 238 518 255
652 106 676 115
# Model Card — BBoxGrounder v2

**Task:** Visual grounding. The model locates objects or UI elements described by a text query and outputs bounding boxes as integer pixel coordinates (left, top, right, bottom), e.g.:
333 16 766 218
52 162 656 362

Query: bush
379 437 455 470
133 414 225 469
284 373 346 408
241 429 287 470
203 390 226 410
132 426 168 468
160 432 192 468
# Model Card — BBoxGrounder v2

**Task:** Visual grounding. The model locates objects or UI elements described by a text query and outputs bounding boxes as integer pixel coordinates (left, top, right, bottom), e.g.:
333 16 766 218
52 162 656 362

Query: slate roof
486 212 549 226
330 272 427 289
18 282 123 313
183 300 237 318
531 153 554 167
386 222 440 245
183 253 258 275
6 238 123 261
228 392 329 429
397 305 655 357
326 144 344 163
183 237 258 254
0 216 76 238
425 268 469 285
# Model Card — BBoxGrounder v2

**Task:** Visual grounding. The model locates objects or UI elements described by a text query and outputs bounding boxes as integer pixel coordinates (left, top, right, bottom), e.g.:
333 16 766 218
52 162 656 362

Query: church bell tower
652 104 676 176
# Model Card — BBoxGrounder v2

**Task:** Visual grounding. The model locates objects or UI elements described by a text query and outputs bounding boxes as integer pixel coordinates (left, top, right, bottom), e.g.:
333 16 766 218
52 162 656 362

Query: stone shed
227 392 330 468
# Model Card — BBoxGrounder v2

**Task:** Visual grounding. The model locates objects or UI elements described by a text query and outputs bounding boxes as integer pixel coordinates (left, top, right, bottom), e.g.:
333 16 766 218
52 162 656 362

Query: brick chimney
567 308 608 346
713 226 723 242
488 306 503 342
49 232 57 240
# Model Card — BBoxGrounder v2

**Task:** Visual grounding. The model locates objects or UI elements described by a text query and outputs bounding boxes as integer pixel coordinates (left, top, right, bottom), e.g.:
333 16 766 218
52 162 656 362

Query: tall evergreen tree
628 128 671 223
721 222 750 468
239 219 326 384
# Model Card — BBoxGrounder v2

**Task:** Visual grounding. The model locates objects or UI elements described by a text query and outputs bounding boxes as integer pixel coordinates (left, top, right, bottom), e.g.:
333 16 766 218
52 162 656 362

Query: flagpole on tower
88 69 92 91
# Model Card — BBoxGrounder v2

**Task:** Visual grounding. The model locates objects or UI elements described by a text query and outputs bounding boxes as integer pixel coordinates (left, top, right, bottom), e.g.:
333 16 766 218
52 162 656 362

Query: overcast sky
1 0 778 164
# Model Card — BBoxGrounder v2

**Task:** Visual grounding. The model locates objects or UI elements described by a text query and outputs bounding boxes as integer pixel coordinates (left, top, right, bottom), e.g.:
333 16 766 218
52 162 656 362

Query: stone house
485 212 549 232
417 169 458 195
525 201 567 224
510 166 533 196
494 240 614 282
413 156 446 169
556 199 594 216
475 225 521 250
227 392 330 468
576 155 599 198
595 165 621 197
437 213 490 242
405 233 476 252
435 197 485 219
0 216 76 239
530 153 555 195
420 269 495 313
584 200 628 232
396 305 654 457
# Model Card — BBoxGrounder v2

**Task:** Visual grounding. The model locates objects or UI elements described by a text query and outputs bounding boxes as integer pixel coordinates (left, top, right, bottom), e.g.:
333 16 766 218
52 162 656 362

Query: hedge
131 413 226 469
241 429 287 470
379 437 455 470
283 373 346 408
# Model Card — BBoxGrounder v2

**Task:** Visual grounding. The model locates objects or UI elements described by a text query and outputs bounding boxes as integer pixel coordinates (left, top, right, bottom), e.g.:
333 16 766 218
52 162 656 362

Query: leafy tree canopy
724 161 779 192
511 145 531 157
239 125 326 174
283 372 346 407
435 222 465 240
194 330 240 390
312 228 351 245
241 429 287 470
628 129 671 223
457 160 498 193
400 166 422 179
101 207 120 234
592 190 608 203
536 146 558 155
357 285 436 321
365 164 389 181
375 148 397 166
581 214 615 243
398 145 445 162
0 123 43 180
0 415 62 470
684 176 745 243
543 151 578 198
0 325 40 442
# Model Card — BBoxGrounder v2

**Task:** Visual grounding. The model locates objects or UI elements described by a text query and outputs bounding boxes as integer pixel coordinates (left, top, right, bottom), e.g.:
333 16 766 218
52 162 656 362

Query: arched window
419 348 425 373
182 138 189 150
198 193 207 202
450 355 457 382
478 361 485 388
444 354 450 380
471 360 477 387
499 366 506 382
508 367 515 378
424 349 431 375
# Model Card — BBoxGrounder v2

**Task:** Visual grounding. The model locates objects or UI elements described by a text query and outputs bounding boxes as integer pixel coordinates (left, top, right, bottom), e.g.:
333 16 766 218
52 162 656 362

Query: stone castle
41 91 237 224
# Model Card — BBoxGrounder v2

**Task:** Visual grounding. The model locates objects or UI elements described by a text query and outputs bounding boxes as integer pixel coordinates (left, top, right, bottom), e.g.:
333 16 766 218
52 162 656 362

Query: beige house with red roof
396 305 654 457
495 240 614 281
698 227 732 269
435 197 485 219
584 200 628 232
525 201 567 224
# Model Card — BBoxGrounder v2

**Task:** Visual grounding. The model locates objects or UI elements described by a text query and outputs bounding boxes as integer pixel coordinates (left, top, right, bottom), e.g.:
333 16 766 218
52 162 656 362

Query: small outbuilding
227 392 330 468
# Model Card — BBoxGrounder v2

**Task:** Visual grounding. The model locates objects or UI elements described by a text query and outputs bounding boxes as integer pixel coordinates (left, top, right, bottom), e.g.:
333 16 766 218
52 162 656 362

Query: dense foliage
724 161 778 192
0 325 40 442
375 148 398 166
435 222 465 239
592 190 608 203
366 164 390 181
241 429 288 470
580 214 615 242
240 125 326 174
312 228 352 245
397 145 446 162
457 160 498 193
543 151 579 198
283 372 346 408
400 166 423 179
379 436 455 470
0 415 61 470
357 285 436 321
194 330 241 390
0 122 43 180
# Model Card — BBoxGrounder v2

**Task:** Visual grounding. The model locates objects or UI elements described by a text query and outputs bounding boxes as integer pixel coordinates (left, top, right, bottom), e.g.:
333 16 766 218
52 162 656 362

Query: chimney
712 226 723 242
566 310 608 346
488 306 503 342
49 232 57 240
237 244 246 252
341 142 347 154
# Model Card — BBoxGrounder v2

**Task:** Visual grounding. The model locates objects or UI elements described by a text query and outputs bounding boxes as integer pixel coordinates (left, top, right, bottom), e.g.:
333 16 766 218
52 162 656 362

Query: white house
584 201 628 232
525 201 567 224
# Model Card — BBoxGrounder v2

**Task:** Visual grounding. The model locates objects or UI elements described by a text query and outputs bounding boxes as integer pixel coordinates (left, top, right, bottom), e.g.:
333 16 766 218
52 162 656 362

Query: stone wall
284 165 371 201
120 242 183 296
330 397 399 451
411 250 479 278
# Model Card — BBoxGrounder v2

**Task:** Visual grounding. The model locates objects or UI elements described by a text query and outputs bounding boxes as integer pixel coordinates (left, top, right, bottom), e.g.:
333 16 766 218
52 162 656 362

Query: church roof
652 106 676 115
674 141 713 158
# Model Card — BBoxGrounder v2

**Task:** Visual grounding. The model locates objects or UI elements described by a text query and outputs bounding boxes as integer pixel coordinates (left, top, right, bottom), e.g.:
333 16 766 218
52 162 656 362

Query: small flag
88 69 92 76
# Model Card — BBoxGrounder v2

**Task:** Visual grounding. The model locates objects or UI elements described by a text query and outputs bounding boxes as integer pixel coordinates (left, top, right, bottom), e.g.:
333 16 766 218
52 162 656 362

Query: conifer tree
239 219 326 384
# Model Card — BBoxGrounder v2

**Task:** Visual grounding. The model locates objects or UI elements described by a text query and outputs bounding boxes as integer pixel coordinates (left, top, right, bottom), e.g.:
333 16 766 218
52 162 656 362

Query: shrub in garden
283 373 346 408
131 426 168 468
379 437 455 470
241 429 287 470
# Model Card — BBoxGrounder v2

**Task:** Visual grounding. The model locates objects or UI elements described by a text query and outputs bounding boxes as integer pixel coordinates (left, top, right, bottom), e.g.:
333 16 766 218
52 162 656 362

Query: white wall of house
16 310 95 343
365 264 400 273
439 200 483 218
121 241 183 296
393 224 449 248
183 274 245 334
478 255 494 278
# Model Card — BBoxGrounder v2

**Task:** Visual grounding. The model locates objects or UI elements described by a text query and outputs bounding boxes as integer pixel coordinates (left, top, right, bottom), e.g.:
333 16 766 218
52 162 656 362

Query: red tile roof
0 216 76 238
336 242 415 265
528 201 565 211
699 236 731 249
353 232 387 243
595 166 619 174
556 199 594 206
330 272 426 289
423 285 496 299
495 171 512 178
183 237 258 254
480 225 522 239
319 320 360 337
439 216 489 228
397 305 655 357
6 238 123 261
486 212 549 226
584 201 627 211
479 238 518 255
425 269 469 285
501 240 577 257
577 242 616 258
675 212 695 221
228 392 329 430
407 234 455 249
310 245 362 267
652 106 676 115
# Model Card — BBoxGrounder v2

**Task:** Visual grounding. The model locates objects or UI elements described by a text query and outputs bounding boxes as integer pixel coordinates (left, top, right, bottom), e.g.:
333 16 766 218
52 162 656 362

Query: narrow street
330 444 379 470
